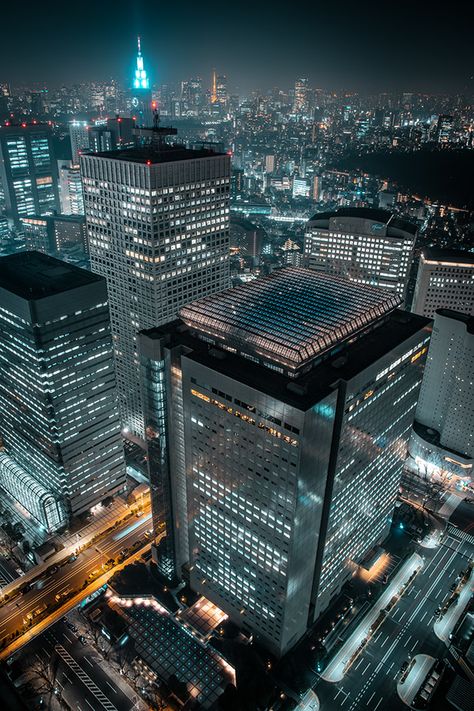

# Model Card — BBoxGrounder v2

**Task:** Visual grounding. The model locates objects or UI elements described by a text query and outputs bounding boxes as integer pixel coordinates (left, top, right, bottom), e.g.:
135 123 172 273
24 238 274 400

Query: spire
133 36 149 90
211 69 217 104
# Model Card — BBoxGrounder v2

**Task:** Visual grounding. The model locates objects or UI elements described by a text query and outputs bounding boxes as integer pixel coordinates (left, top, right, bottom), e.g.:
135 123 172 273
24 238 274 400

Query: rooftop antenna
133 105 177 148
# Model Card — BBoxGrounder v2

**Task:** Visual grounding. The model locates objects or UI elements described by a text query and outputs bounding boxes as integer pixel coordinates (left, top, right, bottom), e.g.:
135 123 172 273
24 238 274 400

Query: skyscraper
293 77 309 114
409 310 473 479
139 267 430 655
0 251 126 531
69 121 90 164
131 36 153 127
58 160 84 215
216 75 228 108
411 248 474 318
304 208 416 302
436 114 454 144
81 132 231 436
88 125 115 153
0 123 59 226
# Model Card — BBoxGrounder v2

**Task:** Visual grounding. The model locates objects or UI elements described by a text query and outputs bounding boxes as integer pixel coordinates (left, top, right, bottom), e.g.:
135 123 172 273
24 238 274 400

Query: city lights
0 10 472 711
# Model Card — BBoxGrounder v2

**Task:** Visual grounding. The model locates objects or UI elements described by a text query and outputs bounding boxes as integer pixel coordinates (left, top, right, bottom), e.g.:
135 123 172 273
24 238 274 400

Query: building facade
304 208 416 302
0 123 59 226
69 121 89 164
409 310 474 479
58 160 85 215
82 140 231 436
0 252 126 531
411 248 474 318
139 268 430 655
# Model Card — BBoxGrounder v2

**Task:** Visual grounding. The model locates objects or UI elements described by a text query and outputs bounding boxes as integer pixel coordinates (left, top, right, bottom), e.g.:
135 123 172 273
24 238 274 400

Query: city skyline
2 1 473 93
0 8 472 711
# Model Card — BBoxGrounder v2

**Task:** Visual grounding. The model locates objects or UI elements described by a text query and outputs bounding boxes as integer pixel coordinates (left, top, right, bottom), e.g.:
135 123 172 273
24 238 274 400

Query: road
0 512 153 648
24 618 136 711
314 528 473 710
449 499 474 535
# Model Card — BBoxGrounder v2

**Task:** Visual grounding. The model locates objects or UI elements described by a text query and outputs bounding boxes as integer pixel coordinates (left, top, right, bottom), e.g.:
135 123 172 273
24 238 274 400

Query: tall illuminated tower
211 70 218 104
131 36 153 127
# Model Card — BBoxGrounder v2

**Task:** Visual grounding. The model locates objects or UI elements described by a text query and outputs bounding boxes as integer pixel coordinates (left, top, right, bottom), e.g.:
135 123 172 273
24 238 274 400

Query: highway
314 528 473 710
0 512 153 650
25 618 137 711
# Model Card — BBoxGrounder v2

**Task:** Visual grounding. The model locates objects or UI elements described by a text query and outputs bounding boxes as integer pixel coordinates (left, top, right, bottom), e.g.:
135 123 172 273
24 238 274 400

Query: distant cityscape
0 32 472 711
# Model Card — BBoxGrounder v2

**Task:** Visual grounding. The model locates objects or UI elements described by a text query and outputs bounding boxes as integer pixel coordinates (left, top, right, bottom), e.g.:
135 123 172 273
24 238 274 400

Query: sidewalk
321 553 424 683
397 654 435 707
434 566 474 643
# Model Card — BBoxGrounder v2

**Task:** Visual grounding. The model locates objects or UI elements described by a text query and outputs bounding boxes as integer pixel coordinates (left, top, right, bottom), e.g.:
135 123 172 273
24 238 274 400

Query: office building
139 267 430 655
0 252 126 531
0 123 59 226
411 248 474 318
88 125 116 153
52 214 88 258
106 116 135 148
312 175 320 202
409 310 473 478
20 215 53 253
216 75 228 108
81 131 231 436
292 177 309 198
69 121 90 164
19 214 88 260
293 78 309 114
230 217 264 260
30 91 46 118
264 155 275 174
58 160 84 214
436 114 454 144
305 208 416 301
0 215 10 253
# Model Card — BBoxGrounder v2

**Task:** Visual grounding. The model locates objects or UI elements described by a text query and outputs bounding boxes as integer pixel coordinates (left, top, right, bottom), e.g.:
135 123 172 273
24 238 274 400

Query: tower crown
133 36 150 90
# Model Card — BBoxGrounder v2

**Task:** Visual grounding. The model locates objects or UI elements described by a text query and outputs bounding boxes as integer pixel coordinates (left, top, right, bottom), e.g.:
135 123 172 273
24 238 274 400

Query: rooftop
422 247 474 265
436 309 474 335
179 267 401 373
0 251 103 300
89 143 226 166
308 207 417 236
143 308 430 410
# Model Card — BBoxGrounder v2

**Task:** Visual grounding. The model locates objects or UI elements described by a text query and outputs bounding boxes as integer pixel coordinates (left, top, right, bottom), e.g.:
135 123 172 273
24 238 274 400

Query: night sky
2 0 472 92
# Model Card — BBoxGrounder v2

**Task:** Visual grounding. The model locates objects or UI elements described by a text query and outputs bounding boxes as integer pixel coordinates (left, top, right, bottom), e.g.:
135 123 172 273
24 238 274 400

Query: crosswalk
448 526 474 547
54 645 118 711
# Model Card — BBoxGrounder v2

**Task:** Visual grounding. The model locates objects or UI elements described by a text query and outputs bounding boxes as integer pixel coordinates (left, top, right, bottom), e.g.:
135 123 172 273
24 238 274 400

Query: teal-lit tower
131 36 153 126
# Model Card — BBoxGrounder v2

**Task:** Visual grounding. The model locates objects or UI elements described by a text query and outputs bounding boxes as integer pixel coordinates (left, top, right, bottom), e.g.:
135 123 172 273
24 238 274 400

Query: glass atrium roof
179 267 401 372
